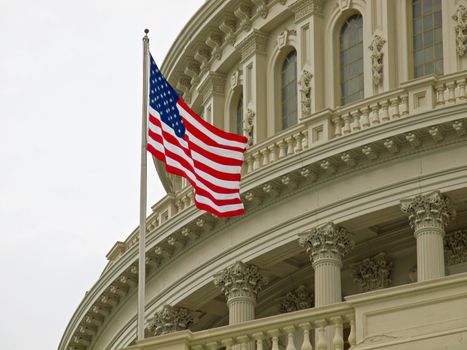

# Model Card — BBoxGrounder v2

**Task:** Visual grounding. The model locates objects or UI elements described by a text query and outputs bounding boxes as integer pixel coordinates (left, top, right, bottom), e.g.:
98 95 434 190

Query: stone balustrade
332 73 467 139
129 302 355 350
243 124 308 176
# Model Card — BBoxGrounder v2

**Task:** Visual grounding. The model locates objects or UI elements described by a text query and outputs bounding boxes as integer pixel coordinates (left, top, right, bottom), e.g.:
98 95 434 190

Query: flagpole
138 28 149 342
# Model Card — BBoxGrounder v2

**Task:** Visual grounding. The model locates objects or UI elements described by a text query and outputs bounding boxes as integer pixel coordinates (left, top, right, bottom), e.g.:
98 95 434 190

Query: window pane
281 50 297 129
413 0 443 78
236 96 243 135
340 14 363 105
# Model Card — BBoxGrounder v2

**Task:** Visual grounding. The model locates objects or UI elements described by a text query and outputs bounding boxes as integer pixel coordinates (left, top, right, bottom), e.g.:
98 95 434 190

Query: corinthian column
213 261 267 324
401 191 456 282
299 222 354 306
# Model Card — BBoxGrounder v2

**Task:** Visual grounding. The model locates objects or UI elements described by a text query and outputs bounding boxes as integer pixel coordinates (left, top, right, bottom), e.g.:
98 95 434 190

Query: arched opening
340 14 364 105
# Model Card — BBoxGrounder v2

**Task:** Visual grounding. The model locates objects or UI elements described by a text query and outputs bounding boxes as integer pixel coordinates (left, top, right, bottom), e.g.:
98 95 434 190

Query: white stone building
59 0 467 349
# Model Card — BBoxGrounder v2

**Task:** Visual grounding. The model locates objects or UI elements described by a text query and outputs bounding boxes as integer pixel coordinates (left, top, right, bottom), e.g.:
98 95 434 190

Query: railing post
283 326 297 350
315 321 327 350
268 329 280 350
299 322 313 350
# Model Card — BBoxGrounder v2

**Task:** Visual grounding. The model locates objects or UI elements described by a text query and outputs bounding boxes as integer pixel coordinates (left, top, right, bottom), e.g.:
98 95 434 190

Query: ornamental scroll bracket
368 34 385 86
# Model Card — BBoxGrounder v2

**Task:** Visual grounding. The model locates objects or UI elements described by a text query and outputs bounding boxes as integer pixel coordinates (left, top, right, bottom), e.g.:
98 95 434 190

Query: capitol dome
60 0 467 349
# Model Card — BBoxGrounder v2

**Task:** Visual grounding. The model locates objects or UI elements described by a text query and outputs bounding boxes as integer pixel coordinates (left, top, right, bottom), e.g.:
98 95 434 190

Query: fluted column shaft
401 191 455 282
415 224 445 281
313 257 342 306
227 295 256 324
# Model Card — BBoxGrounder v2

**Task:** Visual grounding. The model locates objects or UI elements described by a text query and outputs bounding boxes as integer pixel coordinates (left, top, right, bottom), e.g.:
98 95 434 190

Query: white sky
0 1 204 349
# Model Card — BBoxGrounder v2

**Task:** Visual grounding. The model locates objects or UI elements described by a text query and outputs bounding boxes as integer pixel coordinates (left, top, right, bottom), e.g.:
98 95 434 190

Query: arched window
412 0 443 78
340 14 364 105
281 50 298 130
236 95 243 135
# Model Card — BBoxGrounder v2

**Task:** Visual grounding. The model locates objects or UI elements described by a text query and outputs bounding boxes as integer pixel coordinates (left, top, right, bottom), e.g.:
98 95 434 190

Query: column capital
198 72 226 104
235 30 268 62
288 0 324 22
298 222 354 265
148 305 195 336
351 252 393 292
213 261 268 301
400 191 456 232
279 285 313 313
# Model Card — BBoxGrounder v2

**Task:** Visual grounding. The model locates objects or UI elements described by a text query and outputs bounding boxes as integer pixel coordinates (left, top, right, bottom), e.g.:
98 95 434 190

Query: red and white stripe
147 99 248 217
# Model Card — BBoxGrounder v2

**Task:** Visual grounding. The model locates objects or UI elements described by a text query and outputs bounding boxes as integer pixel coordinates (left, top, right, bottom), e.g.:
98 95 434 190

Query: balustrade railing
132 303 355 350
243 124 308 176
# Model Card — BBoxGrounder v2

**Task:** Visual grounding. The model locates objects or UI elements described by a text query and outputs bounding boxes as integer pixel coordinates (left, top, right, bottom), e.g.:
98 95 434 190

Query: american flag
146 54 248 217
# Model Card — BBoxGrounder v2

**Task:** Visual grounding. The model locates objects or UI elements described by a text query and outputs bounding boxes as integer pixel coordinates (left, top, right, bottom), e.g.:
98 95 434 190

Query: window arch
340 14 364 106
412 0 443 78
281 50 298 130
236 95 243 135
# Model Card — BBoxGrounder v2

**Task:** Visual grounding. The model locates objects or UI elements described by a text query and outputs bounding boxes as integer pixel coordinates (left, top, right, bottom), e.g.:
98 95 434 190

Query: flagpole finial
144 28 149 35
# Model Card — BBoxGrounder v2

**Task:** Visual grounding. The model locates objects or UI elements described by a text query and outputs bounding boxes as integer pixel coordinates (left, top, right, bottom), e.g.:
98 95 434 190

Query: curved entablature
61 0 467 349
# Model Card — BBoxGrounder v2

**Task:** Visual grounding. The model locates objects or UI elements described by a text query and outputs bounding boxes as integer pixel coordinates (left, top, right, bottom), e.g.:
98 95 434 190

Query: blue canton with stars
149 54 185 138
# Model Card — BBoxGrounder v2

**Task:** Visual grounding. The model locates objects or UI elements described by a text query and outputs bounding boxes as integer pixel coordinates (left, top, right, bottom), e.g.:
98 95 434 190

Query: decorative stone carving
339 0 351 11
352 253 393 292
368 35 385 86
231 70 241 89
298 69 313 117
213 261 268 300
279 285 313 313
277 29 296 49
244 108 255 146
400 191 456 230
252 0 268 18
453 5 467 57
148 305 195 336
445 230 467 265
299 222 354 263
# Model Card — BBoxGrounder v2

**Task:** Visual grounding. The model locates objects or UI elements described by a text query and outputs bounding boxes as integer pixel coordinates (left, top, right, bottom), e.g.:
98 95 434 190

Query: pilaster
198 72 226 129
401 191 456 282
236 30 268 144
289 0 325 115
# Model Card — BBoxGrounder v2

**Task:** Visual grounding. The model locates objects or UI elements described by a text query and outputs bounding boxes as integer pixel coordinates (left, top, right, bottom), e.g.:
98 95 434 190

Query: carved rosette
279 285 313 313
444 230 467 265
213 261 268 301
298 70 313 118
298 222 354 265
453 5 467 57
148 305 195 336
368 35 385 86
400 191 456 232
352 253 393 292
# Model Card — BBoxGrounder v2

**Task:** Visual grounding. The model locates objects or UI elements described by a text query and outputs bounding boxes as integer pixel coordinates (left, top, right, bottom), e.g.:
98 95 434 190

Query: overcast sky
0 1 204 349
